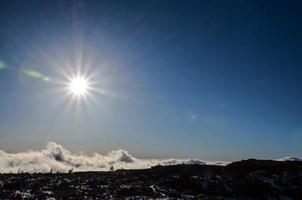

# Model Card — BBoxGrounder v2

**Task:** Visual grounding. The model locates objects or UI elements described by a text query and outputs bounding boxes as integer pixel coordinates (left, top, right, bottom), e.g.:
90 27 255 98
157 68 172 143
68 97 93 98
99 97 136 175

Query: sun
68 76 89 97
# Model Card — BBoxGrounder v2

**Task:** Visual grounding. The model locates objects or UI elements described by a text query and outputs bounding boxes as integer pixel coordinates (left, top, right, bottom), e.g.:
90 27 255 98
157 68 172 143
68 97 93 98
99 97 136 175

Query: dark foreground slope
0 159 302 199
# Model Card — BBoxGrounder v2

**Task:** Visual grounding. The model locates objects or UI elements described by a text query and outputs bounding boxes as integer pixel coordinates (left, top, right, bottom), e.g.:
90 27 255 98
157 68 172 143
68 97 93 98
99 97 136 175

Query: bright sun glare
68 76 89 97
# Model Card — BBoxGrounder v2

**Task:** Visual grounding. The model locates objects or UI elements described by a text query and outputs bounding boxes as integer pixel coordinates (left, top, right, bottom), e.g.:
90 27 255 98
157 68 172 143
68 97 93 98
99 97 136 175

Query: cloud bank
0 142 208 173
276 156 302 162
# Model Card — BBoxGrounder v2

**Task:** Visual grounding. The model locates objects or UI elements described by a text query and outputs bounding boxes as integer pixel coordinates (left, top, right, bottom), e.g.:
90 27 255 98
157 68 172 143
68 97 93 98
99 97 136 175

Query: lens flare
23 69 51 82
0 60 6 70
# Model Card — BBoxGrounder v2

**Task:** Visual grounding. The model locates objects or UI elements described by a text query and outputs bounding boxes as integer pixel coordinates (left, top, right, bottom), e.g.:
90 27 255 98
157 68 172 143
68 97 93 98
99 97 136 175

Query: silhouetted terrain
0 159 302 199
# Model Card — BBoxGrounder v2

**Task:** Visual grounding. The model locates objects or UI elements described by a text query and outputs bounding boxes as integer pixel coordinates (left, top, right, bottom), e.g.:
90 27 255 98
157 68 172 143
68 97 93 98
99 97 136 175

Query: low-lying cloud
1 142 299 173
0 142 208 173
276 156 302 162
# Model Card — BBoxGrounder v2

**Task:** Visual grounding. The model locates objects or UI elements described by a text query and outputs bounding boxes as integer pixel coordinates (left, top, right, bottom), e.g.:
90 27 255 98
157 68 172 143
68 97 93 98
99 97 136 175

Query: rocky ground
0 159 302 199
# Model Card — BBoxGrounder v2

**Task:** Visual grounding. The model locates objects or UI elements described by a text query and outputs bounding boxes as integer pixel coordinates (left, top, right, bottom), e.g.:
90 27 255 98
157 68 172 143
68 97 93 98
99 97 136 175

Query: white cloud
276 156 302 162
0 142 209 173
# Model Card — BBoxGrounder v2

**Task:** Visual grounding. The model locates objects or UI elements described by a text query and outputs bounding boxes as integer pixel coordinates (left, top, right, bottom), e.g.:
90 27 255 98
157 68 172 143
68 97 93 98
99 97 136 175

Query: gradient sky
0 0 302 161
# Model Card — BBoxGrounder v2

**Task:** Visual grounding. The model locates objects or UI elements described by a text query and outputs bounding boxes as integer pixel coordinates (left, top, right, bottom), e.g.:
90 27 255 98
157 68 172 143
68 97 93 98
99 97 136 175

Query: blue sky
0 0 302 161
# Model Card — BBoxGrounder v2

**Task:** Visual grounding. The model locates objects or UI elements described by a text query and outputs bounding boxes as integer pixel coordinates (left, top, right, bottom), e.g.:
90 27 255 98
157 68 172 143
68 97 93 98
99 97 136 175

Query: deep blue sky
0 0 301 161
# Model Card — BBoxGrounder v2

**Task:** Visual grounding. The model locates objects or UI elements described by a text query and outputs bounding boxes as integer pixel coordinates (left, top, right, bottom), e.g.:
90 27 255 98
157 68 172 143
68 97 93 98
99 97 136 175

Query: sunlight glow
68 76 89 97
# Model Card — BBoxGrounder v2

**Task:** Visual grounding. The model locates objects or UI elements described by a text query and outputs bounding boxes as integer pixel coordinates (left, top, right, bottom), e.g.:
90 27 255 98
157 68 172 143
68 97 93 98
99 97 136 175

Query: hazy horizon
0 141 300 173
